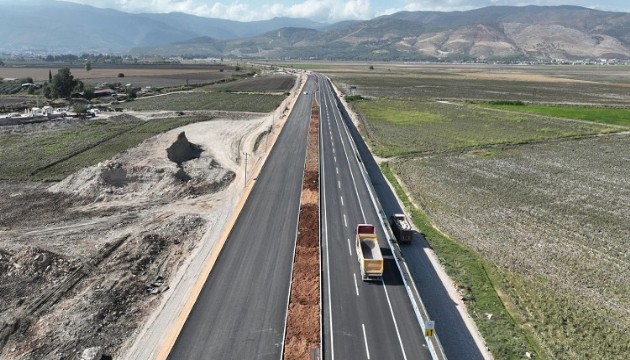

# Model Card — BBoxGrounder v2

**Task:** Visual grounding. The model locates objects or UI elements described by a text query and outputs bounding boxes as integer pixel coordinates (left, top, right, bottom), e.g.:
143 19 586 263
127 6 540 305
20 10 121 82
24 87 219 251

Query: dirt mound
49 131 234 201
167 132 202 165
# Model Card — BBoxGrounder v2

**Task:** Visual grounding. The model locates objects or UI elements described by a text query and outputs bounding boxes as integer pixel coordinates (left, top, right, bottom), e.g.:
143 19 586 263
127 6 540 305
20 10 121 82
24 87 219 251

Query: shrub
488 100 525 106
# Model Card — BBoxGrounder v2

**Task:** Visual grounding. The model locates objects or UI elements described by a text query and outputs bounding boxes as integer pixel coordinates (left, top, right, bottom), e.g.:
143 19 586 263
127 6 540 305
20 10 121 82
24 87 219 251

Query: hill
133 5 630 61
1 1 629 61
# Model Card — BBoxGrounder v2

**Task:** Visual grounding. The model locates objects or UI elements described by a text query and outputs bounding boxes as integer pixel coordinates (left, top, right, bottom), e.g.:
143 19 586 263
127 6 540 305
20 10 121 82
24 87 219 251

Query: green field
481 103 630 127
0 116 212 181
121 91 284 112
353 99 618 157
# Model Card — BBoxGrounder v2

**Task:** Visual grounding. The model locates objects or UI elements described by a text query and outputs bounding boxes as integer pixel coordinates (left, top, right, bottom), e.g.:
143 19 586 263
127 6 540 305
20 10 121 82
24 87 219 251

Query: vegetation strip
283 98 320 359
480 103 630 127
380 162 541 359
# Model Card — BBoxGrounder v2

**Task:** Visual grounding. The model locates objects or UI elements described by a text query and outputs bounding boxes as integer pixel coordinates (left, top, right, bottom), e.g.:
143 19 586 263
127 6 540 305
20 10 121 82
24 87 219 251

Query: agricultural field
324 64 630 106
0 115 212 181
352 99 617 157
391 135 630 359
0 82 23 95
480 103 630 127
202 73 296 93
319 63 630 359
120 91 285 112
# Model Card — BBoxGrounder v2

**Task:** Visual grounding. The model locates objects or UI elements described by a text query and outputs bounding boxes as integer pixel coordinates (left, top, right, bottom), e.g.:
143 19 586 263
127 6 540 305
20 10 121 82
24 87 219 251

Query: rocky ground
0 112 273 359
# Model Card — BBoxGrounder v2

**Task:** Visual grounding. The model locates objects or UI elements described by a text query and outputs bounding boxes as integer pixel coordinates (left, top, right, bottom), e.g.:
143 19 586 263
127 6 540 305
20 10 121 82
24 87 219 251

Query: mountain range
1 1 629 61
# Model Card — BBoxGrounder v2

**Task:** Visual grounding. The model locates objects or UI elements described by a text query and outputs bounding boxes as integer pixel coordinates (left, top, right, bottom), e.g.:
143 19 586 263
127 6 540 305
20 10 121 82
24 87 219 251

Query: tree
84 60 92 72
83 85 95 100
50 67 78 98
48 69 52 82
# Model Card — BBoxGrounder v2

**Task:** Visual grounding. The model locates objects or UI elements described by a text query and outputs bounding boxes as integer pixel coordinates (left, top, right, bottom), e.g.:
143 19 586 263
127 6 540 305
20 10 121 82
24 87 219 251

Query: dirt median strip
283 97 320 359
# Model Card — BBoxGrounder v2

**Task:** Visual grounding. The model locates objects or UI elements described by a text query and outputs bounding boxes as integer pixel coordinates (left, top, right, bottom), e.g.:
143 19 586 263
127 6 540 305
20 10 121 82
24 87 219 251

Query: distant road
317 73 433 360
167 76 317 359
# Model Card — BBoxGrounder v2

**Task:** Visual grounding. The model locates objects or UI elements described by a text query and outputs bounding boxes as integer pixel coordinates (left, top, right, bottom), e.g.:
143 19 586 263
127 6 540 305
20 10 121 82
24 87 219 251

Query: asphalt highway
332 76 487 360
317 73 433 360
167 76 317 359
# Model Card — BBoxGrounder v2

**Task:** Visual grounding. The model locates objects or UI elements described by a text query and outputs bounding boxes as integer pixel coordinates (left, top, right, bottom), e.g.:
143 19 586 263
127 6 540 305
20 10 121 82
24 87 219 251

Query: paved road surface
317 73 433 360
331 76 486 360
168 76 317 359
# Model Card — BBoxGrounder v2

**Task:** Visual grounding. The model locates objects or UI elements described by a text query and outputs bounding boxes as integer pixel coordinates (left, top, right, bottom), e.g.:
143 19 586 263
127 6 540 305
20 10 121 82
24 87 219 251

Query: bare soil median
284 97 320 359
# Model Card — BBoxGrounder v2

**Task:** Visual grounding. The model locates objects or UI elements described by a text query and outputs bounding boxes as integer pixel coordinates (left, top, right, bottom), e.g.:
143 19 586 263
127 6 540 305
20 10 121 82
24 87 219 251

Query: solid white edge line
381 279 408 360
362 323 370 359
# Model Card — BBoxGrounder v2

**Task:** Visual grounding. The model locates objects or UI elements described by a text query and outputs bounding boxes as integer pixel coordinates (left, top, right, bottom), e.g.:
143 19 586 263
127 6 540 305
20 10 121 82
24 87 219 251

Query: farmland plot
353 99 618 157
329 65 630 105
121 91 284 113
392 134 630 359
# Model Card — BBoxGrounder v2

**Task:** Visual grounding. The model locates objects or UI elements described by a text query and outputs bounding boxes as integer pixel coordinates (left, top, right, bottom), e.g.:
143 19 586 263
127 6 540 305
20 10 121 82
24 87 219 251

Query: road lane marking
343 214 347 227
334 156 337 163
340 196 344 206
362 324 370 359
381 280 408 360
336 167 338 174
348 238 352 256
354 273 359 296
320 92 335 360
338 181 341 190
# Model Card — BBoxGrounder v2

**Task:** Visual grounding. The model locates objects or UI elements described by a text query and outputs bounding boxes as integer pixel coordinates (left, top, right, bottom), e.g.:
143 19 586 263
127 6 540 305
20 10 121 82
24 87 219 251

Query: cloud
62 0 375 22
378 0 629 15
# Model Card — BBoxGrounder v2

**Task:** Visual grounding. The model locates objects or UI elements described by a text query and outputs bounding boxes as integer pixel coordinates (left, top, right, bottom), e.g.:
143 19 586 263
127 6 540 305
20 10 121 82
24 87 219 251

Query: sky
57 0 630 22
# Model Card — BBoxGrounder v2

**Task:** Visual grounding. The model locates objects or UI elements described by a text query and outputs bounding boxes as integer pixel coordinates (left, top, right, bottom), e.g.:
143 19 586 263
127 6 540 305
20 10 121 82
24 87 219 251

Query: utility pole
244 152 248 188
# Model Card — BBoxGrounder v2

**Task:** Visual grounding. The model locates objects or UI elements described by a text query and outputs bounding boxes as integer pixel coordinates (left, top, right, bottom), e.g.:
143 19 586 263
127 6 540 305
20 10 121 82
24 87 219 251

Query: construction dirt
0 111 275 360
284 96 320 359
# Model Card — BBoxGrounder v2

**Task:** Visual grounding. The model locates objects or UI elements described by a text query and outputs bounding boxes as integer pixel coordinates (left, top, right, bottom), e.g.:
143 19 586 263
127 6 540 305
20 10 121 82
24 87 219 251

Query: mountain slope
1 2 629 61
0 0 328 53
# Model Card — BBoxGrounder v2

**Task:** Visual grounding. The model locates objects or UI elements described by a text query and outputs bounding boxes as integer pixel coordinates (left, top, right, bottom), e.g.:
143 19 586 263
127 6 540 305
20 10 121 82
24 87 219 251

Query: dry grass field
319 63 630 359
392 135 630 359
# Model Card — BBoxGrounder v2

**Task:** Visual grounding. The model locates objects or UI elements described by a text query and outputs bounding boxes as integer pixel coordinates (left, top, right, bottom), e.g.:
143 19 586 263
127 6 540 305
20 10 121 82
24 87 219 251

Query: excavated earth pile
284 97 320 359
0 129 236 360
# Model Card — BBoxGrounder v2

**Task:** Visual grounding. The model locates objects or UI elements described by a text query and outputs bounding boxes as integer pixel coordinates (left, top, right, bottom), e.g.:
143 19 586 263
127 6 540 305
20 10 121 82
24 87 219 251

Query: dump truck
355 224 383 281
391 213 413 243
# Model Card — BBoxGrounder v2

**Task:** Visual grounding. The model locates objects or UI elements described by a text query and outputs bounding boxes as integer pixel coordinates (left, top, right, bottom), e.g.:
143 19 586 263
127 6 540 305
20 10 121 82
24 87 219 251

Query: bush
345 95 365 102
117 73 125 78
488 100 525 106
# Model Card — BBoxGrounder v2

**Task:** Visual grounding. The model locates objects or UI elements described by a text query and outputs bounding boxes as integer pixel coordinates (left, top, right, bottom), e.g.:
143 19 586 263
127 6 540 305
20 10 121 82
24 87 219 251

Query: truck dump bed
391 213 413 243
356 224 383 281
360 235 382 260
